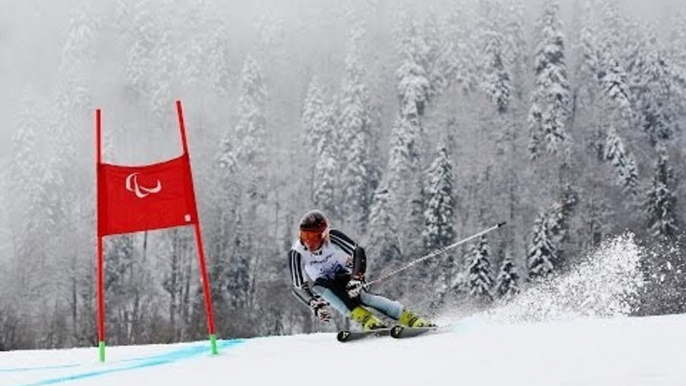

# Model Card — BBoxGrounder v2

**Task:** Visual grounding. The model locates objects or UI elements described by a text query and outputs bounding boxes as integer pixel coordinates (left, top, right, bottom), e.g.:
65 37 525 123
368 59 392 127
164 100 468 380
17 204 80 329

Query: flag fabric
97 153 198 236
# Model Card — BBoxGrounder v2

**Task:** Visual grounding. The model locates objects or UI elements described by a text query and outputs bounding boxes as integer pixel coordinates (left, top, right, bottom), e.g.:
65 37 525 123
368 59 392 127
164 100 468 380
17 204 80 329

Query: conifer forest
1 0 685 350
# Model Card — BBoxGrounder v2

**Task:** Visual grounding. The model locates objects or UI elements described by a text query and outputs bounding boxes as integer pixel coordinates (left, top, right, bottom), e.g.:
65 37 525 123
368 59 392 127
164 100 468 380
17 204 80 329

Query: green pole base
210 334 218 356
99 341 106 362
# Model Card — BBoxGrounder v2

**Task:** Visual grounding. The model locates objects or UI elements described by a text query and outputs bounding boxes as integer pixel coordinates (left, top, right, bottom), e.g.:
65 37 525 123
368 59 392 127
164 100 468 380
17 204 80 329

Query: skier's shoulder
290 241 306 256
329 229 357 251
329 228 356 244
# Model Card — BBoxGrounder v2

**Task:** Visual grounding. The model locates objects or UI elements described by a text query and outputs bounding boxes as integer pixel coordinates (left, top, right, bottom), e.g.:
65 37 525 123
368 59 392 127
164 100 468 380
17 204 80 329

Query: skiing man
288 210 433 331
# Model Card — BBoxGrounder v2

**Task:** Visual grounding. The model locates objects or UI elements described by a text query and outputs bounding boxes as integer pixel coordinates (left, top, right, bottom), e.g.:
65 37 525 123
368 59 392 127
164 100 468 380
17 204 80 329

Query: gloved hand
309 297 331 323
346 274 365 298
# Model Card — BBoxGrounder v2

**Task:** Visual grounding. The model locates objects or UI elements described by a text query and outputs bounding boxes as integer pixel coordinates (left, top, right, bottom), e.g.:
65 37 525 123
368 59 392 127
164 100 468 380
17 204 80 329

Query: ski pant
311 274 403 320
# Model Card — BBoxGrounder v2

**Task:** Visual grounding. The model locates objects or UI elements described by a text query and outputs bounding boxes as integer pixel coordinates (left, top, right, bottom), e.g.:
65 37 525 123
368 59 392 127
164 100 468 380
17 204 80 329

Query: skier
288 210 433 331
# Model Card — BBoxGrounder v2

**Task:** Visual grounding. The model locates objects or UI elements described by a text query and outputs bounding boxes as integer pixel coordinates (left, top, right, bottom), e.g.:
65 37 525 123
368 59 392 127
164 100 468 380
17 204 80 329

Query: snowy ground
2 313 686 386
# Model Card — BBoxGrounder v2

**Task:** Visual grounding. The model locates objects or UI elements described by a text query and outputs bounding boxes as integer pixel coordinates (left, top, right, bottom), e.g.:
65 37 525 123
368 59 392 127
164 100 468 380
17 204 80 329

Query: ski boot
350 306 388 331
398 309 435 328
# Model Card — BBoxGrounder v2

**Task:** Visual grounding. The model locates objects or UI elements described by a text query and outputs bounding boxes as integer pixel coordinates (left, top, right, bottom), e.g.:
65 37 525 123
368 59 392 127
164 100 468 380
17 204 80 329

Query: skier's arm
329 229 366 278
288 249 316 303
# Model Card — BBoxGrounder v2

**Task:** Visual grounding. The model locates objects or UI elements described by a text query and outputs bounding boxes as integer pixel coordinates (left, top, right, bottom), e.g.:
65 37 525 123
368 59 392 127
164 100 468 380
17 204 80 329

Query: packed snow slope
3 234 683 386
1 314 685 386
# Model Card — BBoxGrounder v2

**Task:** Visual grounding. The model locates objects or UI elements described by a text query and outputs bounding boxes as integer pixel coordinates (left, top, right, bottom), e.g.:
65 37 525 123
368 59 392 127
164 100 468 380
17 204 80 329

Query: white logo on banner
126 173 162 198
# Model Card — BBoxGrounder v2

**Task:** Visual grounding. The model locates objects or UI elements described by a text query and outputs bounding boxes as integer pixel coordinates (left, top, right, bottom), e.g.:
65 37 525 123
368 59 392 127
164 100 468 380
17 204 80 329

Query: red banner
97 153 198 236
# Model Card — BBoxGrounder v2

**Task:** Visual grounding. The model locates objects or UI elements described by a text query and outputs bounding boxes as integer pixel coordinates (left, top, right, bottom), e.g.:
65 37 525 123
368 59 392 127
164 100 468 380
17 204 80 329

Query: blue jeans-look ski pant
311 275 403 320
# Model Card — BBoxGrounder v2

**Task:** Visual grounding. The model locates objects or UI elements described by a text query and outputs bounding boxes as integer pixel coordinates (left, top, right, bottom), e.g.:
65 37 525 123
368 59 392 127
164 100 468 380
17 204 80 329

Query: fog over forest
0 0 685 350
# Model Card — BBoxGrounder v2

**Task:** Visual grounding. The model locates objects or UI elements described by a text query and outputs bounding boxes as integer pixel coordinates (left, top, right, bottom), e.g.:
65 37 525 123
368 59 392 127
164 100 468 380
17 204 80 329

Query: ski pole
364 222 507 288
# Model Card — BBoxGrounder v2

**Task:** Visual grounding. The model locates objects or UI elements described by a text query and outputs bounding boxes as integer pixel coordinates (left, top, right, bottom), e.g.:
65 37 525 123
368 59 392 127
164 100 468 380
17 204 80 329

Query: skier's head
299 210 329 252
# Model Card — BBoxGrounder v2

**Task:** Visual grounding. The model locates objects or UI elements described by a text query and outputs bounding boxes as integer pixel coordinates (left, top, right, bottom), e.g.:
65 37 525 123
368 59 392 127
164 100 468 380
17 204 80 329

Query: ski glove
346 274 365 298
309 297 331 323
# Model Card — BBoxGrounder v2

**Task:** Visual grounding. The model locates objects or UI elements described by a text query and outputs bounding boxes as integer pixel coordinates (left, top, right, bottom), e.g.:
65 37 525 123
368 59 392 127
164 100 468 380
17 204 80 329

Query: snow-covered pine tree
396 15 431 118
408 178 427 256
604 124 638 194
478 0 511 114
482 28 512 114
547 186 577 260
56 7 97 130
574 2 604 108
644 148 678 238
579 16 598 79
528 0 570 159
622 19 650 98
386 114 424 256
215 122 240 219
176 0 213 92
422 142 457 286
53 7 98 173
529 185 577 280
122 1 158 101
147 20 174 127
103 234 137 344
9 89 45 283
180 29 206 92
301 79 339 217
10 89 40 202
118 0 177 153
302 78 329 157
527 211 555 280
586 3 632 115
226 214 253 310
313 105 338 217
636 38 679 147
573 4 638 200
207 22 232 97
51 7 100 345
212 54 267 319
495 251 520 299
215 54 265 217
12 93 67 347
338 25 378 230
598 0 625 57
443 5 479 94
161 228 196 342
423 9 448 99
423 143 456 250
504 0 527 101
422 141 457 300
599 58 633 121
391 13 430 255
235 54 267 201
367 188 403 275
467 236 494 302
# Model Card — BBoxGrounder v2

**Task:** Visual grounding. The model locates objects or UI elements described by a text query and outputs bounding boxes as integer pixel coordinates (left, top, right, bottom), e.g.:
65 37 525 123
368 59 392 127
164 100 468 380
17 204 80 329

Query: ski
336 327 392 342
390 325 439 339
337 325 439 342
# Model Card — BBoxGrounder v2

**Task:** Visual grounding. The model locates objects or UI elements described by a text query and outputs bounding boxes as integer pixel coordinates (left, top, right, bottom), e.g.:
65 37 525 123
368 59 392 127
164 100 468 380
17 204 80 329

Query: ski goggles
300 228 328 250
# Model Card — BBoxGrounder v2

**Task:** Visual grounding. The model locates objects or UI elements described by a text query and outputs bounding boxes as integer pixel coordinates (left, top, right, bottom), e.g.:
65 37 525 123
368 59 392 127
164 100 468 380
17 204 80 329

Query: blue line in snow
0 365 81 373
10 339 245 386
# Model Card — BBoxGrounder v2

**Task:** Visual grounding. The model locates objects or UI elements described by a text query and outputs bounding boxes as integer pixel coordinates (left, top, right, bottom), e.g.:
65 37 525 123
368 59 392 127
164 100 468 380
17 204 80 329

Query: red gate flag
95 102 218 363
97 153 199 236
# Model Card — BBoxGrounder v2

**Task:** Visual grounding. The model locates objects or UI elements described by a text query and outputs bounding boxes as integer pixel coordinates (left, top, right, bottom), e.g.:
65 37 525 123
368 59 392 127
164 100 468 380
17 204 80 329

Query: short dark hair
299 210 328 232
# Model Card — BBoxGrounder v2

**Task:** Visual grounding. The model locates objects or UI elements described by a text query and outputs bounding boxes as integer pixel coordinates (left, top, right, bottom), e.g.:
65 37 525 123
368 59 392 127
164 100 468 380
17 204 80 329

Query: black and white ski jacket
288 229 367 305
